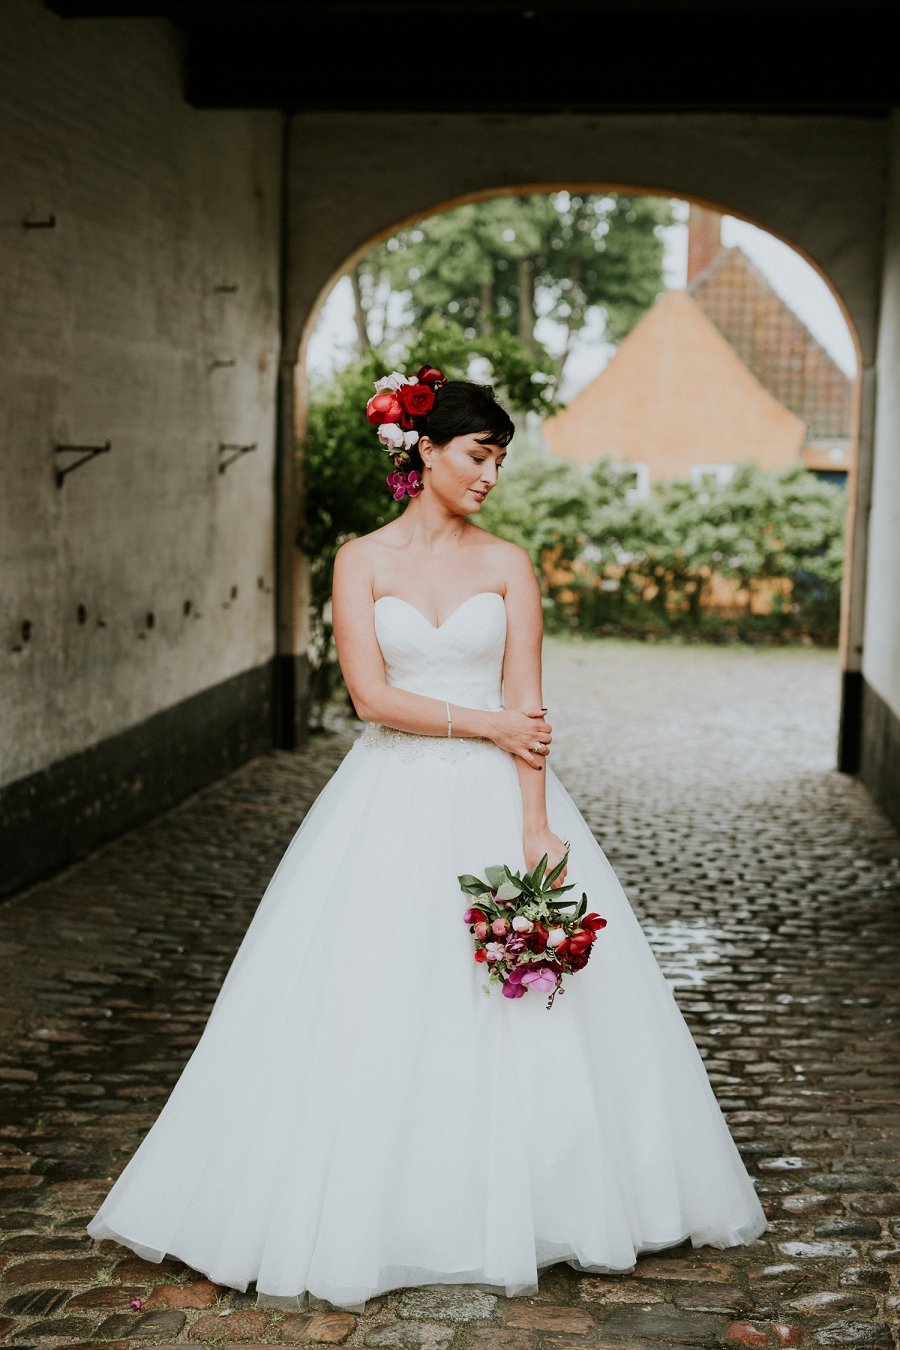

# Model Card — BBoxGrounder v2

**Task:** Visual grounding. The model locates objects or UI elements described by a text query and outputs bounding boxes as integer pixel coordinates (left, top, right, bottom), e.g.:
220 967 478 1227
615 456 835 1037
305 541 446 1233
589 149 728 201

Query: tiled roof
541 290 805 476
688 246 852 442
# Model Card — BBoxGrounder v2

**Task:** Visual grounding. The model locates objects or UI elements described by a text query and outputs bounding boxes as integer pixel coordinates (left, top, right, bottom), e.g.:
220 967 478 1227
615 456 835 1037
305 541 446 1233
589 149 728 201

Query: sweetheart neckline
373 590 505 631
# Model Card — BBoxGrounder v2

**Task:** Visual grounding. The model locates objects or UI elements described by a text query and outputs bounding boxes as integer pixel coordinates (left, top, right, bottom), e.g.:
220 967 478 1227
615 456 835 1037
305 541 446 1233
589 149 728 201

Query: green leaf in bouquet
545 883 577 904
484 865 507 890
530 854 549 891
458 875 491 897
495 879 523 900
504 866 534 898
544 848 570 888
576 892 587 918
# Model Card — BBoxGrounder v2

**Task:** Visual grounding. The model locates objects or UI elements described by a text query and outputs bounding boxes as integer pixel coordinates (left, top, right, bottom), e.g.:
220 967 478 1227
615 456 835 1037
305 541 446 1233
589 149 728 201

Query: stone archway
276 111 883 770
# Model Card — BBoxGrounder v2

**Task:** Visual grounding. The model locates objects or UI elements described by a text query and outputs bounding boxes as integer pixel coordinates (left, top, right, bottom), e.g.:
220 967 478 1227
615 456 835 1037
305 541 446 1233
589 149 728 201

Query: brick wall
0 0 283 791
861 112 900 776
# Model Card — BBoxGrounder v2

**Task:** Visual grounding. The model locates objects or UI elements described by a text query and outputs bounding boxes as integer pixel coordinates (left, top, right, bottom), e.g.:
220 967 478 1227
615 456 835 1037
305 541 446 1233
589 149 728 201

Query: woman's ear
418 435 434 468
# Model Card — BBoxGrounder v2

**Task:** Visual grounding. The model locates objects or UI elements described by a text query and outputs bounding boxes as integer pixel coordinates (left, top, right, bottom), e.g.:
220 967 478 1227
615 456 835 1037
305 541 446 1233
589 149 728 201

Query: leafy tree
354 192 673 397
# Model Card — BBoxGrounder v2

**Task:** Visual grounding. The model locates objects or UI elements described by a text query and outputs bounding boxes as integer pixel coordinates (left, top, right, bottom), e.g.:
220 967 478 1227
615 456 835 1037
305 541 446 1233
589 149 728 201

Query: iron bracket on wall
218 441 257 474
55 440 111 487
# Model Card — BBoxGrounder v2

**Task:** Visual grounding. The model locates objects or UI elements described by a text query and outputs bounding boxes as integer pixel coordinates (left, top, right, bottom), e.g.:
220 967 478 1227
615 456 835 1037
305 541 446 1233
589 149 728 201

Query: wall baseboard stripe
0 661 274 903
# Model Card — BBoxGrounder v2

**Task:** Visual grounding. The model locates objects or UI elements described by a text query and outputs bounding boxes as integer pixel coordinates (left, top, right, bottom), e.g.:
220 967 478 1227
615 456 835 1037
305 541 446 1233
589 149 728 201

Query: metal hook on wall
23 214 56 229
218 442 257 474
55 440 111 487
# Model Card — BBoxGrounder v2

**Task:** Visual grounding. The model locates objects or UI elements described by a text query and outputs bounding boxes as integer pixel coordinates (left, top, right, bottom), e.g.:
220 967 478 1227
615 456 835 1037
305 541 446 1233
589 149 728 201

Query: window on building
689 462 736 489
616 462 651 500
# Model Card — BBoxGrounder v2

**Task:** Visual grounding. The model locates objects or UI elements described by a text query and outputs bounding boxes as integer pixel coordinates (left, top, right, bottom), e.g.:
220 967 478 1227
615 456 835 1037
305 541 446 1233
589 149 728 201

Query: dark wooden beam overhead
44 1 900 113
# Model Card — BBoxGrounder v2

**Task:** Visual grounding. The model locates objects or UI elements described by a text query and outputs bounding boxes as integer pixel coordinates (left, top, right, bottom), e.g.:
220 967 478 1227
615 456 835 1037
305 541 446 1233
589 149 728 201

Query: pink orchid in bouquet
459 846 607 1009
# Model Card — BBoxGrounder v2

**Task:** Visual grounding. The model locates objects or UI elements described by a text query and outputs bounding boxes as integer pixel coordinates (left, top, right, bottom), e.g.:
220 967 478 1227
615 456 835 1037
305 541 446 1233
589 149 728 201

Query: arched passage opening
287 180 863 776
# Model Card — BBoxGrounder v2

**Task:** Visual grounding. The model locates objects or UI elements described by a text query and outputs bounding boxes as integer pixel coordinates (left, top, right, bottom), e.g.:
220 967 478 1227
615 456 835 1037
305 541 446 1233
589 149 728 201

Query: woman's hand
524 828 569 888
486 708 552 769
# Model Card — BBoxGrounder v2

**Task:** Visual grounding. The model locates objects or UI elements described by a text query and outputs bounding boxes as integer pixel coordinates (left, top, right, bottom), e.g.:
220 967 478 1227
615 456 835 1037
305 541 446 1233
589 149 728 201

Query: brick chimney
687 204 722 284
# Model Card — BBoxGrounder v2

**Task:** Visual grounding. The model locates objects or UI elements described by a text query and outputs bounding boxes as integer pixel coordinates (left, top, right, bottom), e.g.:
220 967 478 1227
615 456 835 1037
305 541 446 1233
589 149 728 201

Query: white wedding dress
86 590 767 1311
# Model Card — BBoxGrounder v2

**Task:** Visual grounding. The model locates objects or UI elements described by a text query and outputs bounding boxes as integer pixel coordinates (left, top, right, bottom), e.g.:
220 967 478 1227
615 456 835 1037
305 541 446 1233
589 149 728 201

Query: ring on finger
531 741 544 753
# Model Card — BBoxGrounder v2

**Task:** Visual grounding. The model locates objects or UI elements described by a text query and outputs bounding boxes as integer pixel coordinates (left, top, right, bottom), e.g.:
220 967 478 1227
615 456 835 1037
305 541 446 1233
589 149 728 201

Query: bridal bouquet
459 848 607 1008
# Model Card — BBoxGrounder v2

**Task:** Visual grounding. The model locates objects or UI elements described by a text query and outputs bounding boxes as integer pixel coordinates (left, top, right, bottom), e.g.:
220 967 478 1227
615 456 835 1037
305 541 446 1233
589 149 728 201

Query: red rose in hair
397 382 435 419
414 365 446 388
366 391 402 425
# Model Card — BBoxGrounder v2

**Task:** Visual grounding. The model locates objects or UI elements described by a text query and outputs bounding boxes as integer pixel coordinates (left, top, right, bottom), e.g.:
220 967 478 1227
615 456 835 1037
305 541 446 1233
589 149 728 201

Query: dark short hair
410 380 515 471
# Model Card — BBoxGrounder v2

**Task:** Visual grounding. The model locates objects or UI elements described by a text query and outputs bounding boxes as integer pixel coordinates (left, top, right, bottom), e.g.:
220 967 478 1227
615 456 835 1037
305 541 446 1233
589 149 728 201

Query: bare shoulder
470 530 536 587
333 526 392 571
334 533 369 564
505 538 537 576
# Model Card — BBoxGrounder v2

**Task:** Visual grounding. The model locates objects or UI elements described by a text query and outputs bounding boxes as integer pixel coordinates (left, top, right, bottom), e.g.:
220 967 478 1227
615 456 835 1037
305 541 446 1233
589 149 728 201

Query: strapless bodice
372 590 506 710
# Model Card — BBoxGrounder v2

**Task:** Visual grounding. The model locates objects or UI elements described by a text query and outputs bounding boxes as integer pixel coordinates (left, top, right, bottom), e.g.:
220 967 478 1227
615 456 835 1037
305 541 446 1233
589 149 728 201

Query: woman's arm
500 544 568 883
331 539 550 766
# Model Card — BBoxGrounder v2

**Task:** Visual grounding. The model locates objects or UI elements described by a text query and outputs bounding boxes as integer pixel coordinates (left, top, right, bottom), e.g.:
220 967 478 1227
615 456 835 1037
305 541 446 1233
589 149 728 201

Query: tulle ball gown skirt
85 726 768 1312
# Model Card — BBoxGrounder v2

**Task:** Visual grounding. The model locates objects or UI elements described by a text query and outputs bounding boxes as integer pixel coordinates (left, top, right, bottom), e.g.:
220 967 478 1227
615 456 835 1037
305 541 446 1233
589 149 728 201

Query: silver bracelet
445 701 452 738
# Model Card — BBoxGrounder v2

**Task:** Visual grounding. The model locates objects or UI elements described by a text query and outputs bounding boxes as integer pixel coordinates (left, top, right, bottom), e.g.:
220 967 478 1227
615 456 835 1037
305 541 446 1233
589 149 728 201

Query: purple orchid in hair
386 468 423 501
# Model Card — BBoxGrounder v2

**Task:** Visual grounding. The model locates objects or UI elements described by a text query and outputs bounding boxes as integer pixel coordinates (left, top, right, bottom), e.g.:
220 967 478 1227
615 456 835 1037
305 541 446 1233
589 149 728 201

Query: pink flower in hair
374 371 412 392
386 468 423 501
378 422 405 450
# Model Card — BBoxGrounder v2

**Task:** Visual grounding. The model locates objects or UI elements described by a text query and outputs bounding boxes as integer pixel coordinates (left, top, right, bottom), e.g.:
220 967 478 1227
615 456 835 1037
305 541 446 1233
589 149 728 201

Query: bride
86 364 767 1313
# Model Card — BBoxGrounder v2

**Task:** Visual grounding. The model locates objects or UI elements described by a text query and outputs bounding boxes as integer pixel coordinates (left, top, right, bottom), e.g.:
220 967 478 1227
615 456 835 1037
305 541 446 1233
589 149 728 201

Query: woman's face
421 432 507 513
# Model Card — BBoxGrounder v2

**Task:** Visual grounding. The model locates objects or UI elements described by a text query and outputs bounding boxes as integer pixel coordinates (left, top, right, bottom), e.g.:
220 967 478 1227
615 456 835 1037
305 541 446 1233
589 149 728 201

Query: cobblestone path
1 638 898 1349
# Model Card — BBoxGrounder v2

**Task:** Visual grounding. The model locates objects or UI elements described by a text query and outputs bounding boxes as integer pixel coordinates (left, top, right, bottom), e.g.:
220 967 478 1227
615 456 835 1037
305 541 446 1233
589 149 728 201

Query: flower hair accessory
365 364 447 500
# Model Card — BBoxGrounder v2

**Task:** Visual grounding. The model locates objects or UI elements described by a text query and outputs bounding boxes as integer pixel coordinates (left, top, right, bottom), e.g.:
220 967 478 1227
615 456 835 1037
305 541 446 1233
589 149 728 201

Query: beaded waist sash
355 722 499 764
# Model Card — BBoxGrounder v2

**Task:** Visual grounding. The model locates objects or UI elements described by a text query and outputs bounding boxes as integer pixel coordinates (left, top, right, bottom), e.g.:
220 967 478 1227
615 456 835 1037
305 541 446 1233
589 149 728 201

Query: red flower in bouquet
458 848 607 1009
523 920 549 953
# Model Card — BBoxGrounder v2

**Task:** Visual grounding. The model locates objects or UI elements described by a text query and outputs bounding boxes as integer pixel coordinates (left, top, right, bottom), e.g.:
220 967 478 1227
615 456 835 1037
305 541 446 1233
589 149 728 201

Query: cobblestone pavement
1 637 899 1350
